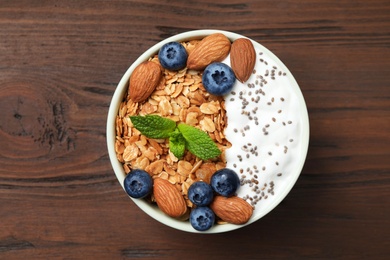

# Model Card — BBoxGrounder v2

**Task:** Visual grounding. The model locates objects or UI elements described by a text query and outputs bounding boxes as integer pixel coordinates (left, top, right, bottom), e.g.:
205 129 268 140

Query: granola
115 41 231 207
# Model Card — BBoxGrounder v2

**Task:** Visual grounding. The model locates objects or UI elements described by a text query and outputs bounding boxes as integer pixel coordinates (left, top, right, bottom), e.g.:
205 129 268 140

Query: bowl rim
106 29 310 233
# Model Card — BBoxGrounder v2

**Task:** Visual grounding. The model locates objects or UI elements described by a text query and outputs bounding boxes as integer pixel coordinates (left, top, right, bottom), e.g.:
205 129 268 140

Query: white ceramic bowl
107 29 309 233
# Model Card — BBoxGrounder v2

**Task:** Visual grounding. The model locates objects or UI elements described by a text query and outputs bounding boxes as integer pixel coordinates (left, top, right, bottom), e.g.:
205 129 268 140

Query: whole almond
210 196 253 225
129 61 162 102
153 178 188 218
187 33 231 70
230 38 256 83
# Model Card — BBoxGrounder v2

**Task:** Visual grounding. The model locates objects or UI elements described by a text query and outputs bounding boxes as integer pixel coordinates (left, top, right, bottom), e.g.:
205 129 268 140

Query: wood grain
1 0 389 259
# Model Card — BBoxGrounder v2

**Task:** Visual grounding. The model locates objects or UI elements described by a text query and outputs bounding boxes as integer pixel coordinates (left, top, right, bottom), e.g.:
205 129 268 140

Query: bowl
107 29 309 233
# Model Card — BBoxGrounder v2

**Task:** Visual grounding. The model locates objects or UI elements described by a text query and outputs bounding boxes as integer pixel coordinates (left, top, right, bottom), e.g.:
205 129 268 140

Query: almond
187 33 231 71
129 61 162 102
153 178 188 218
230 38 256 83
210 196 253 225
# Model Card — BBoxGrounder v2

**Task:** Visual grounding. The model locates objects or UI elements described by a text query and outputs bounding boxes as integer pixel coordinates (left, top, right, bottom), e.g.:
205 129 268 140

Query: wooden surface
1 0 389 259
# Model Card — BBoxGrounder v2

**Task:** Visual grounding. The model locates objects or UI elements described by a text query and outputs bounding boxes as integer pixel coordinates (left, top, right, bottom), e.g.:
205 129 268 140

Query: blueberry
210 168 240 197
158 42 188 71
188 181 214 206
202 62 236 96
123 169 153 199
190 207 215 231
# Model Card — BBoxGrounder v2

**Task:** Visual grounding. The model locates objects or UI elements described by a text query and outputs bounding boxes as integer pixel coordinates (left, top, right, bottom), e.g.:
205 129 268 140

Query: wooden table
1 1 389 259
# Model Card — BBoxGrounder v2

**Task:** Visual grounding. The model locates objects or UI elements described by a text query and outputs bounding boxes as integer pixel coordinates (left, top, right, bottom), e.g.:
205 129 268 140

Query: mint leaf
130 115 176 139
169 129 186 159
177 123 221 160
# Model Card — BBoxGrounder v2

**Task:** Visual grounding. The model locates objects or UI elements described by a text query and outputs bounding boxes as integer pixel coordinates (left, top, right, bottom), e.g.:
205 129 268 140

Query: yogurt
221 43 306 211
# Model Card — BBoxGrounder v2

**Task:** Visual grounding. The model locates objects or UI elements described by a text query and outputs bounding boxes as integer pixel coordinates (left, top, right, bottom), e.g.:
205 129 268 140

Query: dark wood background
1 0 389 259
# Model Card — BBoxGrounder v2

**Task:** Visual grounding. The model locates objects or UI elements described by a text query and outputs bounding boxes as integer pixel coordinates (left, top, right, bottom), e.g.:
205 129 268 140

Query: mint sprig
130 115 221 160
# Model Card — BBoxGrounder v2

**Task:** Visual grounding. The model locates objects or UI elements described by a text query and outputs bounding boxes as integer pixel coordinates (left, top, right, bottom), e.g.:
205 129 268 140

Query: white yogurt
220 43 306 212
